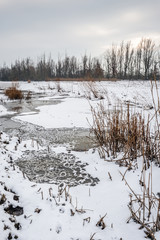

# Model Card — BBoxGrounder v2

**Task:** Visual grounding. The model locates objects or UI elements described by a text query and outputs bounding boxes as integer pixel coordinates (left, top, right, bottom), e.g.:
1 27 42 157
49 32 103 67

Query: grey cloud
0 0 160 65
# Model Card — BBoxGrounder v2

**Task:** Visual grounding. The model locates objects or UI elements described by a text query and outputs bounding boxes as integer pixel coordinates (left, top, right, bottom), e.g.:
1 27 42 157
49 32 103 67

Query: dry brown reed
4 85 23 100
25 91 32 100
96 213 107 230
83 81 104 100
120 162 160 239
44 77 112 82
91 102 160 168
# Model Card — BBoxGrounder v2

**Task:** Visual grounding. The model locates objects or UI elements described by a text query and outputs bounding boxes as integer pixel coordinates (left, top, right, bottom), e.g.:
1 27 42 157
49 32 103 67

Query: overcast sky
0 0 160 65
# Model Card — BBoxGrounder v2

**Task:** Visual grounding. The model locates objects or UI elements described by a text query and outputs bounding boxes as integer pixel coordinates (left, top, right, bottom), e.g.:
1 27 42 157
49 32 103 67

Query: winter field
0 80 160 240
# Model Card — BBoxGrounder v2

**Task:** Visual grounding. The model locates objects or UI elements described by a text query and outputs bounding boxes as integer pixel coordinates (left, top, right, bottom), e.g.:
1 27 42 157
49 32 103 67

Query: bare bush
4 85 23 100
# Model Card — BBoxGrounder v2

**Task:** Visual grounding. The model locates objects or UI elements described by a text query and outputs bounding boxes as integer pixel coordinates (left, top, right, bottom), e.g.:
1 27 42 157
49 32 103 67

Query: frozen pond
0 91 99 186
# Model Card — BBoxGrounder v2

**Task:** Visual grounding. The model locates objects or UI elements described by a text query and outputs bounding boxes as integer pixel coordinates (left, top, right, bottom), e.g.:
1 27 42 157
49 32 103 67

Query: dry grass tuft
91 102 160 168
4 84 23 100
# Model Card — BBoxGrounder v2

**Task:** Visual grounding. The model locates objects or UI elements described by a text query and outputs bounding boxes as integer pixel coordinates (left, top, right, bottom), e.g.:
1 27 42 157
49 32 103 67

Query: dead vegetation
89 78 160 238
96 213 107 230
4 83 32 101
55 80 62 92
25 91 32 100
4 84 23 100
120 162 160 240
83 81 105 100
91 102 160 168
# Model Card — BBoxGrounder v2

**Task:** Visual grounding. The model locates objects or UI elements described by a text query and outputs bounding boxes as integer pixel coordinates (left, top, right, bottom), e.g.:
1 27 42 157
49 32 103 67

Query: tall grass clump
4 84 23 100
91 102 160 168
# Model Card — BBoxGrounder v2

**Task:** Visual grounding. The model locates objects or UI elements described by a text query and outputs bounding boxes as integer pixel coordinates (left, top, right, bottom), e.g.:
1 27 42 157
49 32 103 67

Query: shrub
5 86 23 100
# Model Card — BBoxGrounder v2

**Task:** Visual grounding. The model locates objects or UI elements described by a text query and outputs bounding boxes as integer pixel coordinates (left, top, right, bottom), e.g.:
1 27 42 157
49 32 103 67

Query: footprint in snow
59 207 65 213
56 225 62 234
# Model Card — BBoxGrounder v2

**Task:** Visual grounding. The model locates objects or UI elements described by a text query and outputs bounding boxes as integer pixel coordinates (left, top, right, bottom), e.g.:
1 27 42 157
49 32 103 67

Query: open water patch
5 121 97 151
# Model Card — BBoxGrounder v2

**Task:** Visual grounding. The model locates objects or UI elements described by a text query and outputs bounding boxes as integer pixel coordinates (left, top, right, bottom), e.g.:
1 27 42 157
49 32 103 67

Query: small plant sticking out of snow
90 232 96 240
83 81 104 100
34 208 42 214
96 213 107 230
25 91 32 100
120 163 160 240
55 79 62 92
0 193 6 205
83 216 91 226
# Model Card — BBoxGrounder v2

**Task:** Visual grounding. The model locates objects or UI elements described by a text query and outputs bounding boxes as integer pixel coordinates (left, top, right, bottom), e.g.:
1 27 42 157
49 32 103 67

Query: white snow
14 98 93 128
0 80 160 240
0 105 14 117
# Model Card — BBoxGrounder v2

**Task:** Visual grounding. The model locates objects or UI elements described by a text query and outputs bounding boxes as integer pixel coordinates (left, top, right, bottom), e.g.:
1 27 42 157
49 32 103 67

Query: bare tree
141 38 155 79
82 54 88 77
111 44 117 78
117 41 124 79
104 50 111 78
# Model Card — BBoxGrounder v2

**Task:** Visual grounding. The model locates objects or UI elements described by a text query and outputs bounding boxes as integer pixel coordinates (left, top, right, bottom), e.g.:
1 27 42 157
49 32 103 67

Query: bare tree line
0 38 160 81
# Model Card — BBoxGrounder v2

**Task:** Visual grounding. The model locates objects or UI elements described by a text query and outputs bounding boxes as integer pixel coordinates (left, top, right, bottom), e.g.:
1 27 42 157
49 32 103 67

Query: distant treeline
0 38 160 81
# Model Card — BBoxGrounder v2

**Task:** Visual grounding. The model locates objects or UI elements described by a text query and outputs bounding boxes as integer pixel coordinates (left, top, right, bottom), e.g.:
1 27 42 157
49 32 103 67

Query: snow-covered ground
0 80 160 240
